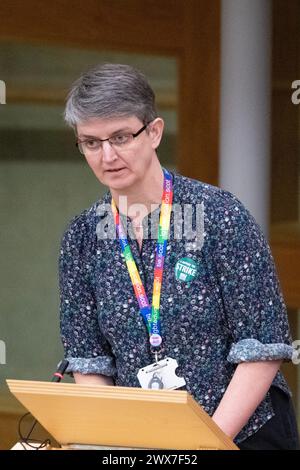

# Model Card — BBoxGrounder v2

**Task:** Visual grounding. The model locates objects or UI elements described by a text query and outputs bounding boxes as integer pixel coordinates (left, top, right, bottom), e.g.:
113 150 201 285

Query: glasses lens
109 134 133 147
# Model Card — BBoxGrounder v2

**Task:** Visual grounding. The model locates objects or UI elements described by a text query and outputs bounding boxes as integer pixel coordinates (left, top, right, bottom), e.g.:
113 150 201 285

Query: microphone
51 359 69 382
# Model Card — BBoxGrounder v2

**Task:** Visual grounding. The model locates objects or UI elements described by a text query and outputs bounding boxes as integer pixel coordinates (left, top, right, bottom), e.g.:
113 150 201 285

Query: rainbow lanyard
111 169 173 349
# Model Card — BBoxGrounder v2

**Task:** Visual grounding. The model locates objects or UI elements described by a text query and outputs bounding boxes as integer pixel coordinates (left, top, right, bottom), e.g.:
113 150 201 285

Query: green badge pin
175 257 198 283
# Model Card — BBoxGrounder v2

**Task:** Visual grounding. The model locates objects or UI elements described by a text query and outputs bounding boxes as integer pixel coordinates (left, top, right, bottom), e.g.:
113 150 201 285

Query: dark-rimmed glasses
76 123 149 155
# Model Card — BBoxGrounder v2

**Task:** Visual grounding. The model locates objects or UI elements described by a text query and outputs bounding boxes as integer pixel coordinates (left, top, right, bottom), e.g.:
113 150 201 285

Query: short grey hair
64 63 158 128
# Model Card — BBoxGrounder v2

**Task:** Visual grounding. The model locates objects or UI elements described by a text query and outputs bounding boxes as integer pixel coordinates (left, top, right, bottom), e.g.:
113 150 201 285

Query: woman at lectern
59 64 299 450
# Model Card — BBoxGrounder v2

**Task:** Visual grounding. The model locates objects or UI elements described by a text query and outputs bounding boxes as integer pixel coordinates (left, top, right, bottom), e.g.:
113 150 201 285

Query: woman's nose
101 141 118 162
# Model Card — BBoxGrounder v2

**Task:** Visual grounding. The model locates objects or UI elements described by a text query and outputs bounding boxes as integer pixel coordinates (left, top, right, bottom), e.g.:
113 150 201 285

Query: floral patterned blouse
59 170 293 444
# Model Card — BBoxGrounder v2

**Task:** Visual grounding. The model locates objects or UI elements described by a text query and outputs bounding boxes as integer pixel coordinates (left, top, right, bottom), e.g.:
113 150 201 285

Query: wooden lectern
6 380 238 450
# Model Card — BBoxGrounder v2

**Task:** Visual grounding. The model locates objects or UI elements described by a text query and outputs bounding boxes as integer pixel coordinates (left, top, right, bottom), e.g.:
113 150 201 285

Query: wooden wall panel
0 0 183 55
271 89 298 223
271 0 299 223
178 1 220 185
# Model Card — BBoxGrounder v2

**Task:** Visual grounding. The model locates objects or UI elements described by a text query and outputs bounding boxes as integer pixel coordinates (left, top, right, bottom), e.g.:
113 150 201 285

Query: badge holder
137 357 186 390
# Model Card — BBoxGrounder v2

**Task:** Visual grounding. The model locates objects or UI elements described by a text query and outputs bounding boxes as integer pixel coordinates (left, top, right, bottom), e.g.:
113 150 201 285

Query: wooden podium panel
6 380 238 450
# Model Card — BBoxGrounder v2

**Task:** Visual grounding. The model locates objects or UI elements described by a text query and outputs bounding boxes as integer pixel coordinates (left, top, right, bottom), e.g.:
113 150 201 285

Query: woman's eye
111 134 129 145
85 140 99 148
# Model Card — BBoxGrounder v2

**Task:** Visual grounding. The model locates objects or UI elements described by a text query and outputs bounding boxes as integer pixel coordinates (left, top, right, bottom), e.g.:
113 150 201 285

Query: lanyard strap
111 168 173 348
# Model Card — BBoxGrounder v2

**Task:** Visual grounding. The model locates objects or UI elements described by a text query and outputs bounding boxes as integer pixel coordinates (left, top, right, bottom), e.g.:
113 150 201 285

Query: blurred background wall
0 0 299 449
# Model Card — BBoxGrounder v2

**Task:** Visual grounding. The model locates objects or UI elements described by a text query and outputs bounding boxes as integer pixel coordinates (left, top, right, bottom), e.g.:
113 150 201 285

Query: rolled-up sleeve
212 192 294 364
59 213 116 376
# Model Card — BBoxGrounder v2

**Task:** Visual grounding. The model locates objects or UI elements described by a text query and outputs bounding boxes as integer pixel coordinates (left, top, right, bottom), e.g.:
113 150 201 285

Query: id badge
137 357 186 390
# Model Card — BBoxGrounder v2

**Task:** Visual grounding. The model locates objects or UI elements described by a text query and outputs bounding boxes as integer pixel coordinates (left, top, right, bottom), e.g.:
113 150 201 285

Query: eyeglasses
76 123 149 155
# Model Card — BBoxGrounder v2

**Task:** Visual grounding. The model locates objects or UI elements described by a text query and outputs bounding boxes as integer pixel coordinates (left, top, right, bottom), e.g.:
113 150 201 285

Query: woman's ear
148 118 164 149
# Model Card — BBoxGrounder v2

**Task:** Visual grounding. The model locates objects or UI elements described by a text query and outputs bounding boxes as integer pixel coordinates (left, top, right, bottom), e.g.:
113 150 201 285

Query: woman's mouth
106 168 126 173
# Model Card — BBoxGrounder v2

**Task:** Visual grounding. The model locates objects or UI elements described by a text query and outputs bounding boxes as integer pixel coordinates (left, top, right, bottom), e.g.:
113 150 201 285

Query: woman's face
76 115 164 191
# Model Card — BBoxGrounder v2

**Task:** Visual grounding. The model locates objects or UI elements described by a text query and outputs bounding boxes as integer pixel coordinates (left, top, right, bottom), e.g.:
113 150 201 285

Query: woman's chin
104 168 135 190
